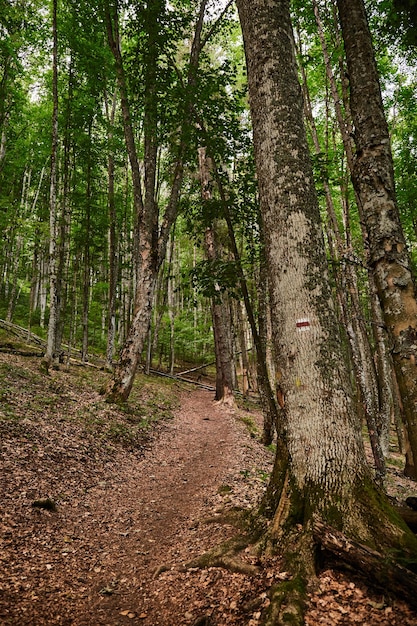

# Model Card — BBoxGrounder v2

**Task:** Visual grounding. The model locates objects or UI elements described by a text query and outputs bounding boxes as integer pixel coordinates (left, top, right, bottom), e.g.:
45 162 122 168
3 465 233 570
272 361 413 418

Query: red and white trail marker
296 318 311 331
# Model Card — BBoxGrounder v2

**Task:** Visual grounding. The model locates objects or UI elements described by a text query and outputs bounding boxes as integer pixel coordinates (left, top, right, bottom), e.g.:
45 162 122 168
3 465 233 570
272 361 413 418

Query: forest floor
1 345 417 625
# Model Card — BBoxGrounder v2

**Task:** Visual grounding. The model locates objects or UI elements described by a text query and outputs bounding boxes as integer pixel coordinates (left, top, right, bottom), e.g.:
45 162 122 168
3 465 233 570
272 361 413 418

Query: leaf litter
0 352 417 625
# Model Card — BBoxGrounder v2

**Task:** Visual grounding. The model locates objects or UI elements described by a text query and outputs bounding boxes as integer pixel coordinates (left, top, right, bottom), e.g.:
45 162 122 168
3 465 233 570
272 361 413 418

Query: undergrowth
0 340 180 452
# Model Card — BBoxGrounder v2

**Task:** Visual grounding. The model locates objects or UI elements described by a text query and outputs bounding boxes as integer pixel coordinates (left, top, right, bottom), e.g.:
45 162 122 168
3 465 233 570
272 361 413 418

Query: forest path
1 380 273 626
3 361 417 626
70 387 261 626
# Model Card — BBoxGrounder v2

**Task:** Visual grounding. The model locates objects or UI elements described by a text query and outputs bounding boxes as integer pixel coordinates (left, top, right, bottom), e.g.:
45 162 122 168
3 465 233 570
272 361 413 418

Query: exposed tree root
182 509 417 625
313 520 417 610
257 525 316 626
201 506 253 528
185 535 260 576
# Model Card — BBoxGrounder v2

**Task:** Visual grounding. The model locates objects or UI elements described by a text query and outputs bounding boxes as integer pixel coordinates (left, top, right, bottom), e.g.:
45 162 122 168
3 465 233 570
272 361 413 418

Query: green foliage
190 258 241 301
1 0 416 378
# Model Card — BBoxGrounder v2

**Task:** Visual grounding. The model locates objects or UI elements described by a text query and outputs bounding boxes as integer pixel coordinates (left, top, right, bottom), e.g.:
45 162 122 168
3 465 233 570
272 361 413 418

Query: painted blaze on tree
236 0 417 621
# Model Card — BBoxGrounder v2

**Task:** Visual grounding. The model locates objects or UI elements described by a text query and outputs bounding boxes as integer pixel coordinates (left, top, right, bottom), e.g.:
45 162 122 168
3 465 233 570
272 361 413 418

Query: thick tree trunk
337 0 417 479
238 0 365 503
237 0 417 621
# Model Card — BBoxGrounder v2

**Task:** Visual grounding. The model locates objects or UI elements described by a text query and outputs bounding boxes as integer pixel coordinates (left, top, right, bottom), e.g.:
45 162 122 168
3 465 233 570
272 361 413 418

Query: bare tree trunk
105 89 118 369
104 0 208 402
42 0 59 373
167 235 176 376
6 167 29 322
337 0 417 479
0 119 7 171
235 300 250 395
55 60 74 358
237 0 417 620
199 147 235 403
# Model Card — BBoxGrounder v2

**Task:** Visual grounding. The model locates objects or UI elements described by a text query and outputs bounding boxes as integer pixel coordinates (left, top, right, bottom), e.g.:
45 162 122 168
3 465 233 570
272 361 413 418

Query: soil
1 352 417 625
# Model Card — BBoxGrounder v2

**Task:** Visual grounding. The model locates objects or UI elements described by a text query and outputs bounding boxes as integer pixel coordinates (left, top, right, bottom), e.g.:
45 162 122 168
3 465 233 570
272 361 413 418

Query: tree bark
42 0 59 373
199 147 235 404
81 121 93 363
337 0 417 479
104 0 207 402
105 88 118 369
236 0 417 621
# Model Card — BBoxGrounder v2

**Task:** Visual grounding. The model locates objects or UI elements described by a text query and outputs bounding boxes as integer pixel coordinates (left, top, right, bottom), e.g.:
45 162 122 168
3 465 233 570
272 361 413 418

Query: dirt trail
70 387 256 626
3 371 417 626
1 385 272 626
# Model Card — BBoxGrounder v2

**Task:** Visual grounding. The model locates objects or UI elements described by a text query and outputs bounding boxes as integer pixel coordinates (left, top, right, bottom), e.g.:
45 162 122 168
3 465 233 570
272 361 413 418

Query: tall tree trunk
104 0 208 402
28 164 47 332
6 167 29 322
105 89 118 369
55 59 74 357
337 0 417 479
236 0 417 620
0 115 8 171
81 120 93 363
298 33 385 478
42 0 59 373
167 235 176 376
199 147 235 403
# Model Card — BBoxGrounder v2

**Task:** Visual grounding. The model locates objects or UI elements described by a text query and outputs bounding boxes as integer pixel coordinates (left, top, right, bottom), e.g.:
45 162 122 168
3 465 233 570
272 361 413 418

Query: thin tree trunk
104 0 208 402
81 121 93 363
210 154 279 441
42 0 59 373
0 118 7 170
167 235 176 376
235 300 250 395
198 147 235 403
55 60 74 357
6 167 29 322
105 89 119 369
193 122 280 437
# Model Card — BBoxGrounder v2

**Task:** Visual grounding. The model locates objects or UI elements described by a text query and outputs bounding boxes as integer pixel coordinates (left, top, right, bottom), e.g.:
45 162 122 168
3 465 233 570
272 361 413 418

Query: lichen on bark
236 0 417 621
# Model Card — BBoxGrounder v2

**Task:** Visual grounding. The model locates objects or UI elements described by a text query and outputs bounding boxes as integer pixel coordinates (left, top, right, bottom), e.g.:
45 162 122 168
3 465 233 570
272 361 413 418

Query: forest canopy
0 0 416 370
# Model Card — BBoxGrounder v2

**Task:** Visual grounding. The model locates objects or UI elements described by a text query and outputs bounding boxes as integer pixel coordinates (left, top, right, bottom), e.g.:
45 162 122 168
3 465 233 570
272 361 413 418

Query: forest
3 0 417 624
